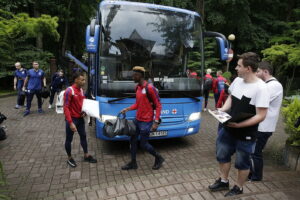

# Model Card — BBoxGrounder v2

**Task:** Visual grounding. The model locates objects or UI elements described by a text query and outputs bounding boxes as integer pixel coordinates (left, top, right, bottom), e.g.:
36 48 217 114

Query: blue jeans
65 118 88 157
130 120 158 160
216 128 256 170
250 131 272 180
26 90 42 111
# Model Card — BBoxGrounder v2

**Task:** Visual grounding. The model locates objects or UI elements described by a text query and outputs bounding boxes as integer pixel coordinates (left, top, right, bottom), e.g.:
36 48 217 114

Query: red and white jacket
63 84 85 124
130 81 162 122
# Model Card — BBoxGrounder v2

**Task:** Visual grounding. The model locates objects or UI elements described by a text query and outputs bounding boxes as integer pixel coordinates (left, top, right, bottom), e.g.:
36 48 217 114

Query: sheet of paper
82 99 100 119
208 109 232 124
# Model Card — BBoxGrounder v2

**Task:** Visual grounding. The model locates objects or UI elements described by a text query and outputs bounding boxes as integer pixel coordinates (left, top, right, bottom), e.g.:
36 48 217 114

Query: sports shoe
38 109 44 113
67 158 77 168
15 105 20 109
48 104 52 109
203 108 207 112
84 155 97 163
23 110 30 117
152 155 165 170
224 185 243 197
121 161 138 170
208 178 229 192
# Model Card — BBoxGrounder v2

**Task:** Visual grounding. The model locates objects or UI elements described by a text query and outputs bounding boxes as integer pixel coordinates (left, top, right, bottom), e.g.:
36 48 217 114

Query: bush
282 98 300 146
222 71 232 82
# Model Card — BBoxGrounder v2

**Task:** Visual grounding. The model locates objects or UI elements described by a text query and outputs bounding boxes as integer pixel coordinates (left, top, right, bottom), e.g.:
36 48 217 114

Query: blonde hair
15 62 21 67
206 68 212 74
132 66 146 72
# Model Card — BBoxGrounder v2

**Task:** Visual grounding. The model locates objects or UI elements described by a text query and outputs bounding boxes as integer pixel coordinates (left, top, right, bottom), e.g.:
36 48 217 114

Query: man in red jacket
63 71 97 168
121 66 164 170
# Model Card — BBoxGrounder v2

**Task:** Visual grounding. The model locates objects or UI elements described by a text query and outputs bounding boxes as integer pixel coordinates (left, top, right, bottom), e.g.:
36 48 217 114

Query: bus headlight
100 115 117 122
188 112 201 121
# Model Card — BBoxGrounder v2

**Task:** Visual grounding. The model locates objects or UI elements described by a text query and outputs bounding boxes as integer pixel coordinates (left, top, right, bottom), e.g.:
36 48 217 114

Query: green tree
262 8 300 95
0 9 59 77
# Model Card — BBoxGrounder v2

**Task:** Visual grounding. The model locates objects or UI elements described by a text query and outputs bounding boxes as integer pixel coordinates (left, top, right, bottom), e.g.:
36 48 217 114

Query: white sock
221 179 228 183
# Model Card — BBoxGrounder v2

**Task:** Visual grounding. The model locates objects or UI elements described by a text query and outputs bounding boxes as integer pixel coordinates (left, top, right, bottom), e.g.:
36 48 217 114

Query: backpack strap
67 86 75 96
145 83 157 110
266 78 277 83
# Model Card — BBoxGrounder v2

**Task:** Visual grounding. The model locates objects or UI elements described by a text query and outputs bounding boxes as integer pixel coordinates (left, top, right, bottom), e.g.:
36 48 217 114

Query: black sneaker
84 155 97 163
224 185 243 197
67 158 77 168
121 161 138 170
208 178 229 192
152 155 165 170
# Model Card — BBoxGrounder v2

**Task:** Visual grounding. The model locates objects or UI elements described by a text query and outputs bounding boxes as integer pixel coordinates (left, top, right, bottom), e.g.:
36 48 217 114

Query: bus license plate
150 131 168 137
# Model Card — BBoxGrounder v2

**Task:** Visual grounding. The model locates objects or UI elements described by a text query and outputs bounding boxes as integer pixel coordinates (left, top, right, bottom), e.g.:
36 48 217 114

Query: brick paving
0 96 300 200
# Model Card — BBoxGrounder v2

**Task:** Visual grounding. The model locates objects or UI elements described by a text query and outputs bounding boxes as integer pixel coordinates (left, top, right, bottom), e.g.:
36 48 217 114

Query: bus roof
100 1 201 18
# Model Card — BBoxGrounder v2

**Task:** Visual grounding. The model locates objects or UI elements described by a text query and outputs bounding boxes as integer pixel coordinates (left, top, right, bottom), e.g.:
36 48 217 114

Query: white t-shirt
258 77 283 132
226 77 270 141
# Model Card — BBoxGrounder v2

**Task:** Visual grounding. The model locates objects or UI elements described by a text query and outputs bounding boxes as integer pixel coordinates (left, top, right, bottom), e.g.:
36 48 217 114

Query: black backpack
135 83 158 109
0 112 7 141
0 127 6 140
204 78 213 90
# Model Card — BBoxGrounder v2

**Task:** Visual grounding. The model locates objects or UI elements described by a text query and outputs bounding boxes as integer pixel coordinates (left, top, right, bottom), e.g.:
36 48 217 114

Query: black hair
258 61 273 75
72 71 84 81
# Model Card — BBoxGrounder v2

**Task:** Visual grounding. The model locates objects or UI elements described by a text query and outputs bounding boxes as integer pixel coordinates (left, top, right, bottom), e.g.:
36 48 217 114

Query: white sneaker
48 104 52 109
203 108 207 112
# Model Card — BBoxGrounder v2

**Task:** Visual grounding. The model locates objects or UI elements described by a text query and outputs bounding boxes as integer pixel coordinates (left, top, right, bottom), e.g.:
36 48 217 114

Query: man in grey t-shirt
249 61 283 181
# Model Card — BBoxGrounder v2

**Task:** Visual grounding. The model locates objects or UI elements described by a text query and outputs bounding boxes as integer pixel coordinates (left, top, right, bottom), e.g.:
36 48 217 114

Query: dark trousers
65 118 88 157
26 90 42 111
250 131 272 180
49 88 61 105
204 89 209 108
214 93 220 107
17 88 25 106
130 120 158 160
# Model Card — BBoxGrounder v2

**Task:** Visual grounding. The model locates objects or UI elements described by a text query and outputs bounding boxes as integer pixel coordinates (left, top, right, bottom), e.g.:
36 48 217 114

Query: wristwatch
154 119 160 123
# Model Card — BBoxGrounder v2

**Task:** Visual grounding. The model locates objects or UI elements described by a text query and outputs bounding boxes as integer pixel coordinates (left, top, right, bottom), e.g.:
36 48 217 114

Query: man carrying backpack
120 66 164 170
63 71 97 167
213 71 227 107
203 68 213 111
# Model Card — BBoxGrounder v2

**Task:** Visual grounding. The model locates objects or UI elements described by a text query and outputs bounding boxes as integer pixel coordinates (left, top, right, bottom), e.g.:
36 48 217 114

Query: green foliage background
282 99 300 146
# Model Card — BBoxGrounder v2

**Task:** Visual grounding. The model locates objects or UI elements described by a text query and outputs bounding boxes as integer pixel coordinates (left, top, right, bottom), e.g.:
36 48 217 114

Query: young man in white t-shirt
249 61 283 181
208 52 270 197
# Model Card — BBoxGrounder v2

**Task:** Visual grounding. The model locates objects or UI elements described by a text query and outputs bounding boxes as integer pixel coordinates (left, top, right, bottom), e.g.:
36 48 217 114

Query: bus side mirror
215 37 228 61
204 31 229 61
86 24 100 53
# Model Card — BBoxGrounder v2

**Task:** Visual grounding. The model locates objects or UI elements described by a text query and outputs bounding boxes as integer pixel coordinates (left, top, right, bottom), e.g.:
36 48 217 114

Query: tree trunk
196 0 204 20
34 1 43 49
61 0 73 57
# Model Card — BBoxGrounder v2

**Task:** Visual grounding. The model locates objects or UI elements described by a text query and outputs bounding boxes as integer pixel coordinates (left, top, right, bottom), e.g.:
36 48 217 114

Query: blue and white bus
68 1 229 140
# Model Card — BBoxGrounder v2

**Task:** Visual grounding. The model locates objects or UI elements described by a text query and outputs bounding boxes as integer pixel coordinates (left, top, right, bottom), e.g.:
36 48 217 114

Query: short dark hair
238 52 260 72
72 71 84 81
258 61 273 75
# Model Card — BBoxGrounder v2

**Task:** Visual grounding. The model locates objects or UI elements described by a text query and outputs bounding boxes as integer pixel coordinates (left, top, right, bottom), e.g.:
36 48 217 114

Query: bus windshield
99 3 203 98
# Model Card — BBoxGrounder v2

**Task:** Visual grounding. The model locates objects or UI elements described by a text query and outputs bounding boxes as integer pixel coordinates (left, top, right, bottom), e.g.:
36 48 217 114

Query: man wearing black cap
120 66 164 170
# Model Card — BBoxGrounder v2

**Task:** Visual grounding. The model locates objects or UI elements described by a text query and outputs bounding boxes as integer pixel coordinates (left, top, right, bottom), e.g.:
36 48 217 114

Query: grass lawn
0 89 16 97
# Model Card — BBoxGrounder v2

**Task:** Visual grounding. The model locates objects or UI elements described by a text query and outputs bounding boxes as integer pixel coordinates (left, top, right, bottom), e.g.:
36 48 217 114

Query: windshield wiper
180 92 200 102
107 95 135 103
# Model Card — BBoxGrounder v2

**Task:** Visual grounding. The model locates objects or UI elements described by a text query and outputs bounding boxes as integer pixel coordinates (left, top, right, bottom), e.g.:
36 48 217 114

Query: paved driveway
0 96 299 200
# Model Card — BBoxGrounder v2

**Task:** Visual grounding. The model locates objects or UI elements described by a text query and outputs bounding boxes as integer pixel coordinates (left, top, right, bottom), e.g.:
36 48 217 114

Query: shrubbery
282 98 300 146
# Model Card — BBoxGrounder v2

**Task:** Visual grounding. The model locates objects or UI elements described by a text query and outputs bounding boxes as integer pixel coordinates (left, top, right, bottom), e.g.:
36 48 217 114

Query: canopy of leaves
0 9 59 77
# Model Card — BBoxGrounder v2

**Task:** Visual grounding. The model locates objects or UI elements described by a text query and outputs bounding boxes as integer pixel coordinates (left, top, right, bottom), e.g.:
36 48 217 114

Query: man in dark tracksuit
13 62 27 109
48 69 69 109
121 66 165 170
22 61 46 116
